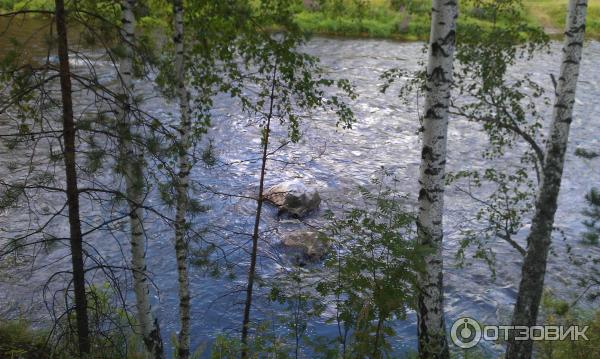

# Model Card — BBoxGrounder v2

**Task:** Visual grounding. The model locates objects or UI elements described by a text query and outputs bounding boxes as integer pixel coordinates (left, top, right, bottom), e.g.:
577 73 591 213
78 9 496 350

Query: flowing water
1 19 600 357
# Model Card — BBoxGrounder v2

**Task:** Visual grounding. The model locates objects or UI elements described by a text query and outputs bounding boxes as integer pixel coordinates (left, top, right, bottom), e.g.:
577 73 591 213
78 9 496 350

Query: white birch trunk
172 0 192 357
506 1 587 358
416 1 457 357
118 1 164 358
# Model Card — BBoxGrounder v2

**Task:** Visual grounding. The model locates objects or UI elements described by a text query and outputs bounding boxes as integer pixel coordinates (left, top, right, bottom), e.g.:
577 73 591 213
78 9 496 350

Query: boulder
263 180 321 217
281 231 330 265
303 0 320 11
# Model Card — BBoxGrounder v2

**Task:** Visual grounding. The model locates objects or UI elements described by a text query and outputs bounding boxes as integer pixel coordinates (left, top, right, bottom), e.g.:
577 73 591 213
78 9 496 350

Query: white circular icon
450 317 482 349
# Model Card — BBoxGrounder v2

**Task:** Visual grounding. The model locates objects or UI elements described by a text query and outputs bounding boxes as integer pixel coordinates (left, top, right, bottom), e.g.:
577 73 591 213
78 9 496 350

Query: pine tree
54 0 91 355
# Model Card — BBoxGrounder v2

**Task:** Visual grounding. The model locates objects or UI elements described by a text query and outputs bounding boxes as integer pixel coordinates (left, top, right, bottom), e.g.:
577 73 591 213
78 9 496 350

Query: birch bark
416 1 457 357
506 1 588 358
172 0 192 357
118 1 164 357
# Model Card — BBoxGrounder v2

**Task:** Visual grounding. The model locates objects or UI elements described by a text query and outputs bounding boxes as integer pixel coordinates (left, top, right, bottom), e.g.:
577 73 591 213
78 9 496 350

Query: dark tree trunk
240 120 269 359
506 1 588 358
240 65 278 359
54 0 90 355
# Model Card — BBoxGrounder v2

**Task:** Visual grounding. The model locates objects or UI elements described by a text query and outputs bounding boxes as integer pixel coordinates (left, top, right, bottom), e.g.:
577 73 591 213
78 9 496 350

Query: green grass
2 0 599 40
1 0 53 11
0 319 150 359
293 0 431 40
294 11 423 40
535 295 600 359
293 0 600 40
0 320 51 359
523 0 600 39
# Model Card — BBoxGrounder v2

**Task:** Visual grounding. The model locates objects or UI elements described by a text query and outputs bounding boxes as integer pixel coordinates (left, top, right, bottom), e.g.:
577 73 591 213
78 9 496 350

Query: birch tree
172 0 192 357
0 1 165 355
416 0 457 357
506 1 588 357
1 1 174 356
117 0 164 357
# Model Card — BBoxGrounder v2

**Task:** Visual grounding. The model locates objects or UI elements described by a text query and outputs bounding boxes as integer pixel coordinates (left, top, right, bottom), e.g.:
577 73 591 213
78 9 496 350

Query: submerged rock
281 231 330 266
263 180 321 217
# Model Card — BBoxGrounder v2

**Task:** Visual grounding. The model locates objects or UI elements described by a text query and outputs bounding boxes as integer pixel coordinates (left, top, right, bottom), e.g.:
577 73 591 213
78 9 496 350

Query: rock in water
264 180 321 217
281 231 330 265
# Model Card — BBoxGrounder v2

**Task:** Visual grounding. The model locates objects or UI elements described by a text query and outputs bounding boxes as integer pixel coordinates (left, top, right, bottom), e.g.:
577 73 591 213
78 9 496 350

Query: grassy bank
535 295 600 358
0 320 149 359
293 0 600 40
2 0 599 40
523 0 600 38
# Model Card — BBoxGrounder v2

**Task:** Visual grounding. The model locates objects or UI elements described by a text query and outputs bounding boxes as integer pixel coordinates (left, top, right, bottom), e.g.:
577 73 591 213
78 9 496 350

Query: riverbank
293 0 600 41
2 0 600 41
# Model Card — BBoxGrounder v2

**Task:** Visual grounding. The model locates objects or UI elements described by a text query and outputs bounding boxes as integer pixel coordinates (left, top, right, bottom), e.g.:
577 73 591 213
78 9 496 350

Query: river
1 18 600 357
